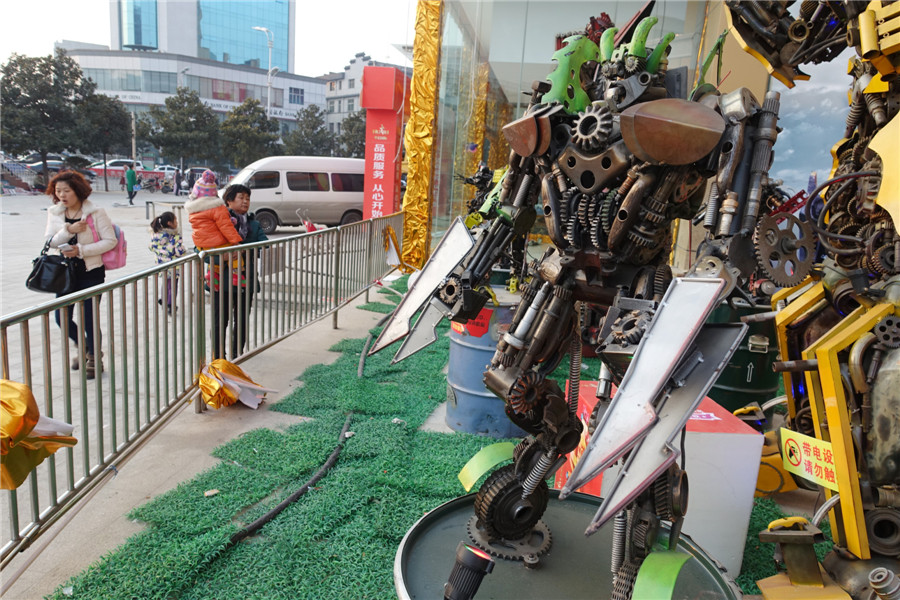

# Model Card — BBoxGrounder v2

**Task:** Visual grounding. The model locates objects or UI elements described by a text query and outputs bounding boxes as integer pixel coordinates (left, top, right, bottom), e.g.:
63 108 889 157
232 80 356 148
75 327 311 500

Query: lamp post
178 67 190 89
252 26 277 118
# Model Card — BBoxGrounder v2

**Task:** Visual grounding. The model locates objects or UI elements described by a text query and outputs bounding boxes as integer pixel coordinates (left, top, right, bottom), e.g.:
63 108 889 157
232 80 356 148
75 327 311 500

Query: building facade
60 45 325 138
324 52 411 135
111 0 295 73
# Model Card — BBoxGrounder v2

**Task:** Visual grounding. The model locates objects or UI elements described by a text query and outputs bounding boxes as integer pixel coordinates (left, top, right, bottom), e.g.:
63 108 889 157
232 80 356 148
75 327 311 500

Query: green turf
45 274 816 598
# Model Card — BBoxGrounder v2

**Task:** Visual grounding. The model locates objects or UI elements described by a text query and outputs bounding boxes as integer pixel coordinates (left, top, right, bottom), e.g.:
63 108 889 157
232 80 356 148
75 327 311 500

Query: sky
0 0 417 77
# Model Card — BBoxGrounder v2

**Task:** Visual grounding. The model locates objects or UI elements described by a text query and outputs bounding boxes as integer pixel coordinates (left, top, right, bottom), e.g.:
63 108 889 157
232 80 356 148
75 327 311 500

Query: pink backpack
87 215 127 270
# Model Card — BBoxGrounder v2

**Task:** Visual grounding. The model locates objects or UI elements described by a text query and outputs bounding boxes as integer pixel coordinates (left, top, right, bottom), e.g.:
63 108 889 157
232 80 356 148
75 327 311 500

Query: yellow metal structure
757 570 851 600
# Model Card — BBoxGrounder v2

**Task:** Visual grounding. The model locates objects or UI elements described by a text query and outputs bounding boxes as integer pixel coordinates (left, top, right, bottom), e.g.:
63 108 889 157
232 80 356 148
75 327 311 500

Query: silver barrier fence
0 211 404 566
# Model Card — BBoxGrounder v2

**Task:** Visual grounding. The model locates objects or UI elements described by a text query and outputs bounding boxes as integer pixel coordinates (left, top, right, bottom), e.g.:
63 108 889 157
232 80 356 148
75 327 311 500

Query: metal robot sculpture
371 2 898 597
725 2 900 598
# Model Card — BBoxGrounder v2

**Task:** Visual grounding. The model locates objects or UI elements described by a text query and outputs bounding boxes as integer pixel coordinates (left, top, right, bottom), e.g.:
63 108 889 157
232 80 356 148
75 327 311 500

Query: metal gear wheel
571 103 613 152
509 372 543 415
473 464 550 541
438 274 462 305
873 316 900 349
566 214 583 248
611 310 651 346
872 244 898 276
467 516 552 561
754 212 816 287
611 559 641 600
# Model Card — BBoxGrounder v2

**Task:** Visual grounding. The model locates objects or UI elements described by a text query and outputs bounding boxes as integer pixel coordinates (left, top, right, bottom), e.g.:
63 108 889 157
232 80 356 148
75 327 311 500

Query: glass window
248 171 280 189
289 87 304 104
336 122 341 134
197 1 289 72
347 99 355 113
287 172 329 191
329 123 334 132
338 80 342 90
120 0 158 50
348 79 355 89
331 173 364 192
328 100 334 113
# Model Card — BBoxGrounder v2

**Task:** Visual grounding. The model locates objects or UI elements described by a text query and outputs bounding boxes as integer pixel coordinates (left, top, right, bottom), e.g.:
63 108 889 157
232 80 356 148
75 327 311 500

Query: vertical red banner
361 66 410 219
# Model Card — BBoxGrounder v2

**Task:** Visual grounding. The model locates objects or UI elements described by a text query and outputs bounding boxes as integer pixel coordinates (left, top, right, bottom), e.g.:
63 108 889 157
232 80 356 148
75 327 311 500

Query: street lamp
178 67 190 89
252 26 278 118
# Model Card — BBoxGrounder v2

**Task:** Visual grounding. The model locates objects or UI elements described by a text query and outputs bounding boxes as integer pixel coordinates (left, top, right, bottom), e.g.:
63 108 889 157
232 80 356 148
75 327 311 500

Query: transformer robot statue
372 2 899 598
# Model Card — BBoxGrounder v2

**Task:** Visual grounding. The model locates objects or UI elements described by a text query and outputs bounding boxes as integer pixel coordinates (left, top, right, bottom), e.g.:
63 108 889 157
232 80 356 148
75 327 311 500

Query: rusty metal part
754 212 816 287
654 464 688 521
741 91 781 232
557 139 631 195
874 316 900 349
849 332 877 394
501 103 561 157
717 191 740 237
620 98 726 165
608 170 657 249
772 359 819 373
611 559 641 600
508 371 543 415
473 464 550 543
865 508 900 556
759 520 826 587
866 348 900 486
467 515 552 561
572 102 614 151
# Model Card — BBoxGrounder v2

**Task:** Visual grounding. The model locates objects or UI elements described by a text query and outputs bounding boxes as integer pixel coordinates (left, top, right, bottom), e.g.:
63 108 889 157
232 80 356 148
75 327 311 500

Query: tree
221 99 280 168
144 88 220 167
336 109 366 158
1 49 96 176
75 94 132 191
282 105 334 156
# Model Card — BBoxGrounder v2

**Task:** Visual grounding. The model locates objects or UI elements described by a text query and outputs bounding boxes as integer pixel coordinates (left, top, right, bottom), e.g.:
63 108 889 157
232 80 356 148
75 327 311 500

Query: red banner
361 66 409 219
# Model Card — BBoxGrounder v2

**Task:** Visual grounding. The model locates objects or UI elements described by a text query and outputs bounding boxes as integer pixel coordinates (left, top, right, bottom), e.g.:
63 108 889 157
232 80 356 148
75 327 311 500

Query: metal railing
0 211 404 565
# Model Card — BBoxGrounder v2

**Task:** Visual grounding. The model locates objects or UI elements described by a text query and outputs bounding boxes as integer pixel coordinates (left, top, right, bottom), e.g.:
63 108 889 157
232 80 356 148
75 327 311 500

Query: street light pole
252 26 275 118
178 67 190 89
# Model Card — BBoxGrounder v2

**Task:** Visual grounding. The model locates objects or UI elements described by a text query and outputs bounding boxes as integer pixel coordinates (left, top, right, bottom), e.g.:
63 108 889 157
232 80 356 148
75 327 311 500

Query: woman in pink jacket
44 171 116 378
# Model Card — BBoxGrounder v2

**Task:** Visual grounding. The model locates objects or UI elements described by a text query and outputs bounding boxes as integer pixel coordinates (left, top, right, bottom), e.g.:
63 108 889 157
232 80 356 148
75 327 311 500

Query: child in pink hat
185 170 242 250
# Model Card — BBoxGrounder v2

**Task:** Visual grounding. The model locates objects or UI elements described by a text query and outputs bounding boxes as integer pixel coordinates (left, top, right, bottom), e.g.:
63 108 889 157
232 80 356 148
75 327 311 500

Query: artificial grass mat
47 274 829 598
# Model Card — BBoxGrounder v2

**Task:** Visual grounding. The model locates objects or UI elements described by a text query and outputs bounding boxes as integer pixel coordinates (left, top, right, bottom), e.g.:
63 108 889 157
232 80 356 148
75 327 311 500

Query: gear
473 464 550 541
467 516 552 561
874 316 900 349
438 274 462 305
611 310 651 346
872 244 898 276
509 372 543 415
653 464 688 522
578 192 593 227
601 188 619 235
654 265 673 298
571 103 613 152
754 212 816 287
566 214 583 248
611 559 641 600
590 214 606 249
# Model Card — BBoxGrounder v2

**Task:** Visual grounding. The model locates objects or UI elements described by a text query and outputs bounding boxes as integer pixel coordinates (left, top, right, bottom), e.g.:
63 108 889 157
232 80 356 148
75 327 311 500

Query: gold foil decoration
401 0 443 269
198 359 275 410
1 379 77 490
467 63 490 178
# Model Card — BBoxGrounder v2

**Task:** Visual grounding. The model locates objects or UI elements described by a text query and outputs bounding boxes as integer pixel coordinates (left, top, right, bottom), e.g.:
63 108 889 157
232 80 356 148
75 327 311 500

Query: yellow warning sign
780 428 839 491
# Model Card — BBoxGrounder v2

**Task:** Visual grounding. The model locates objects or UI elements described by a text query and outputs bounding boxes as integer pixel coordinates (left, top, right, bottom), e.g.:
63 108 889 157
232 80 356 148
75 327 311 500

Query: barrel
706 298 781 412
446 287 525 438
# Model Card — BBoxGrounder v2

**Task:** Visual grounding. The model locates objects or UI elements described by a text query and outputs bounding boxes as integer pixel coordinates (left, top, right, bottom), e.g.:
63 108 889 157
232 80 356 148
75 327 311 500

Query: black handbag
26 240 76 295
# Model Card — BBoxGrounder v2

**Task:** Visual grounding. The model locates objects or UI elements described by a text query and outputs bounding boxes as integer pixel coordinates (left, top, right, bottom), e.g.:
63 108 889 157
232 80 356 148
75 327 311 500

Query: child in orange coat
184 170 242 251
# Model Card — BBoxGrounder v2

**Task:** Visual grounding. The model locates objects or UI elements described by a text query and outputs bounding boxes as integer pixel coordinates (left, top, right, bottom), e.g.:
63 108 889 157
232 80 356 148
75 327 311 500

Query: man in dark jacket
211 184 269 358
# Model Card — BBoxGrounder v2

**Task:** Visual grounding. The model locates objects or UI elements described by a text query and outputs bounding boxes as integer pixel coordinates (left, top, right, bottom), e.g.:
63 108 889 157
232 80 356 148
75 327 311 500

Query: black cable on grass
359 313 394 377
228 413 353 545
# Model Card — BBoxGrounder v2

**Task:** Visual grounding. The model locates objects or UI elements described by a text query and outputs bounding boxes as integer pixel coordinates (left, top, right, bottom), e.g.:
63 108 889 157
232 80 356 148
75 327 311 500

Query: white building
323 52 411 135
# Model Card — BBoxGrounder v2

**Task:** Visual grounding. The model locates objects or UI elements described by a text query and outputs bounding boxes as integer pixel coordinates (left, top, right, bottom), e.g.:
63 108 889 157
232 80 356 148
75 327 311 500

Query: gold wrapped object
1 380 76 490
198 359 275 410
401 0 443 269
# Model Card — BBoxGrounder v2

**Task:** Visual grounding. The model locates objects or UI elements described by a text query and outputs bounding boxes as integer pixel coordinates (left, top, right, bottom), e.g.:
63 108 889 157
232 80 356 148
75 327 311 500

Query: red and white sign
361 66 409 219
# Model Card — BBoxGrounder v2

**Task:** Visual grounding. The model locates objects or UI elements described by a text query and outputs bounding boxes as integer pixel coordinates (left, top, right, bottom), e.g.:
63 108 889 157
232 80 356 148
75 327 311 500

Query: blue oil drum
445 287 525 438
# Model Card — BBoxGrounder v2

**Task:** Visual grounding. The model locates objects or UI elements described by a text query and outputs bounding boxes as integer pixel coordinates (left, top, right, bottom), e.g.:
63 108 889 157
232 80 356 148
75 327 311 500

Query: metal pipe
741 91 780 233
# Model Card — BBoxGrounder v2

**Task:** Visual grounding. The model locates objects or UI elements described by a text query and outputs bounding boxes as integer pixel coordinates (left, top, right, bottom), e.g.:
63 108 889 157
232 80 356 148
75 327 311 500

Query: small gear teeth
874 316 900 348
590 215 606 249
873 244 898 275
572 103 613 151
753 213 816 287
611 560 641 600
566 215 582 248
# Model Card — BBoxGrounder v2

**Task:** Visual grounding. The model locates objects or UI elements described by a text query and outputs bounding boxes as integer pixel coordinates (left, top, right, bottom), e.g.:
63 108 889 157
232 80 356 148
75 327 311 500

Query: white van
227 156 365 234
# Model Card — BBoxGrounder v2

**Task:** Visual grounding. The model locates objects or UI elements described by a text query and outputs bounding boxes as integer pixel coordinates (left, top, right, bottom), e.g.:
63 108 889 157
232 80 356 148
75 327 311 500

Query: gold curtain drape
401 0 443 268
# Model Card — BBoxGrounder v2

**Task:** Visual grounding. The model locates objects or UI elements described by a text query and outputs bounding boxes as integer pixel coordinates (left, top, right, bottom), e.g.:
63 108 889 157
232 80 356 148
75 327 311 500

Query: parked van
228 156 365 234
